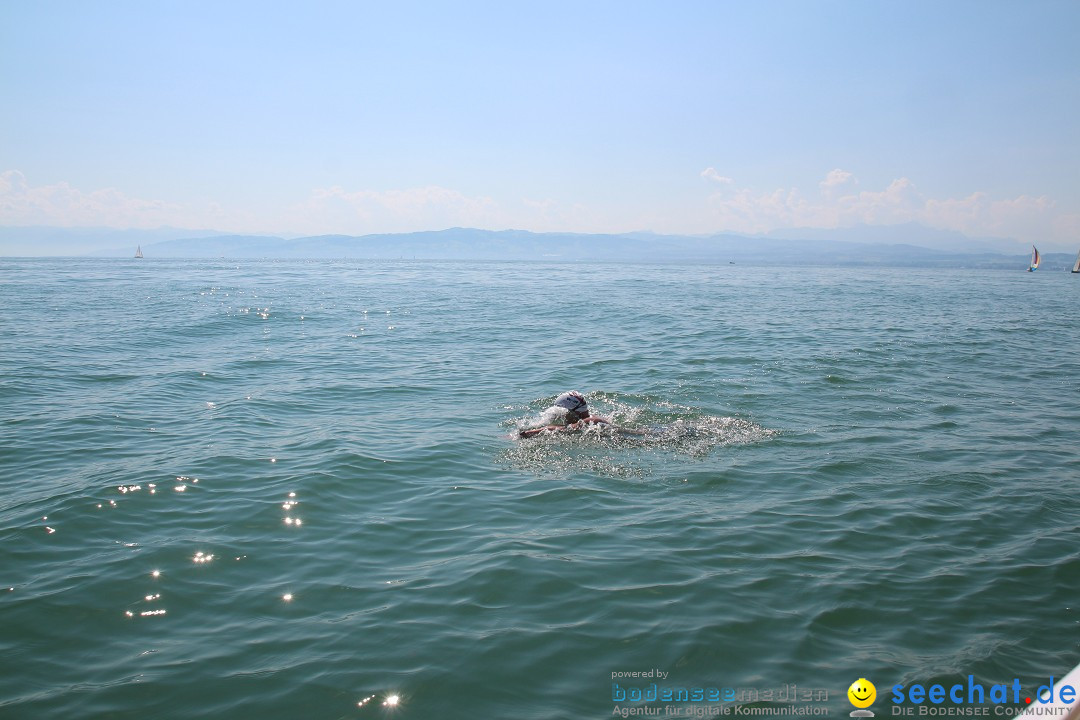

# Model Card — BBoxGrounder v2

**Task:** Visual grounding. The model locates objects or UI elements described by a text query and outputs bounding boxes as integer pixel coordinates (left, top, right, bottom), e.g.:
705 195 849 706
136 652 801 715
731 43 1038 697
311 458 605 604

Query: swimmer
518 391 611 438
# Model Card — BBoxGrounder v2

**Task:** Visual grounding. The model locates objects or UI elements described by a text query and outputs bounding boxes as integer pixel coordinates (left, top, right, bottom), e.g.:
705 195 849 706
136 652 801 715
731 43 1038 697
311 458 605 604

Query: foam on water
503 392 777 476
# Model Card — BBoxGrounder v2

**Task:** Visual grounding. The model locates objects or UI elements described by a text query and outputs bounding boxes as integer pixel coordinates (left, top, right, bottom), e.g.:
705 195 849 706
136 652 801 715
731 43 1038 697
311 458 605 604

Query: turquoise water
1 258 1078 719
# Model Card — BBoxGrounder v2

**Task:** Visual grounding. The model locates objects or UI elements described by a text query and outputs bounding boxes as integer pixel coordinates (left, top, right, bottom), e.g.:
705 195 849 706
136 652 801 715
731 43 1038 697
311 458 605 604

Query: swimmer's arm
518 420 601 438
518 425 565 438
518 418 647 438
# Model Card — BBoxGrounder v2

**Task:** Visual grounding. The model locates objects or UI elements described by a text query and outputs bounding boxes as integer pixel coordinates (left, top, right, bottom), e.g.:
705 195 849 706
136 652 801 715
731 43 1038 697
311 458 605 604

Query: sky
1 0 1079 248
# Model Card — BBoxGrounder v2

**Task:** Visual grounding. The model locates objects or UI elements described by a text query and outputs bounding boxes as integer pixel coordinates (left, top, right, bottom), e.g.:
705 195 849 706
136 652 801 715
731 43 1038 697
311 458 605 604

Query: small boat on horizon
1028 245 1040 272
1072 248 1079 273
135 245 143 259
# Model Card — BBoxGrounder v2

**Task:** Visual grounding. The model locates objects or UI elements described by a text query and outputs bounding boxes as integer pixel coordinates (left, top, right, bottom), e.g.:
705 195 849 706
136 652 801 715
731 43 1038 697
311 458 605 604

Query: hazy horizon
3 223 1071 268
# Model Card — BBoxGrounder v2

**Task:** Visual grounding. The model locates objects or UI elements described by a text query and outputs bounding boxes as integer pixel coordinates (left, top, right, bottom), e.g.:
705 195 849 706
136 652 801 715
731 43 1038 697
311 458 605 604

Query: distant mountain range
1 223 1075 269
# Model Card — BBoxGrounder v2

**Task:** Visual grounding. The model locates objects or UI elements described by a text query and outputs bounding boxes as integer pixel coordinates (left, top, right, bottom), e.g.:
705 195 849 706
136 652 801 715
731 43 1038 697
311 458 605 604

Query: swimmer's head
552 391 589 422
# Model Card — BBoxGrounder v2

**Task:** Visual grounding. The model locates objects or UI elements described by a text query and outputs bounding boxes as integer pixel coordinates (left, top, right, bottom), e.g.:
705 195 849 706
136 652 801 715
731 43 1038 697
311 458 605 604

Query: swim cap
552 391 588 417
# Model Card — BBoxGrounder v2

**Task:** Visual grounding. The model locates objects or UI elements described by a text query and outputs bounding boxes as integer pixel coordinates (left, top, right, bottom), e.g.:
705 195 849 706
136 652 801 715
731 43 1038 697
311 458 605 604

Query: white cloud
0 171 519 236
285 185 623 236
0 170 182 228
836 177 925 225
819 168 857 200
2 168 1071 247
704 169 1065 245
700 167 735 185
284 185 502 235
0 171 610 236
923 192 1057 241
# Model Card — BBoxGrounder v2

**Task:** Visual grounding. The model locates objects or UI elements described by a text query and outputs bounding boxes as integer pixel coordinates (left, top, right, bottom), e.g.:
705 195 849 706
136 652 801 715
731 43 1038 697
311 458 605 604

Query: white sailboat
1072 249 1079 273
1027 245 1040 272
135 245 143 259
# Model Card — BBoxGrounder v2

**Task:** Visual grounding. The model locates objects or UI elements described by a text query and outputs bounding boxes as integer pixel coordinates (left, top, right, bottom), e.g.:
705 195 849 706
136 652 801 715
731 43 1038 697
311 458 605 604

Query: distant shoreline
1 224 1070 268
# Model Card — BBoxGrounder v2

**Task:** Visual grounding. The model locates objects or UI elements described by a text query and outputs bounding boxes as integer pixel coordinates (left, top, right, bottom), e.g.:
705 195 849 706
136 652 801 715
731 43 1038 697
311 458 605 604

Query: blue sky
2 1 1078 247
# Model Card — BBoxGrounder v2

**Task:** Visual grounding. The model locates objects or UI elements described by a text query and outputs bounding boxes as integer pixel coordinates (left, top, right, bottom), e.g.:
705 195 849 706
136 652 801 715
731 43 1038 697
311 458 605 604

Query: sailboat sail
135 245 143 259
1072 249 1079 273
1028 245 1040 272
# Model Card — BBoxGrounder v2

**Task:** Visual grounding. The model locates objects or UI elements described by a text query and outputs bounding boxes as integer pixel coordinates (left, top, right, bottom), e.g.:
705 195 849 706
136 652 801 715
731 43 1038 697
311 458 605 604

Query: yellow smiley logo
848 678 876 708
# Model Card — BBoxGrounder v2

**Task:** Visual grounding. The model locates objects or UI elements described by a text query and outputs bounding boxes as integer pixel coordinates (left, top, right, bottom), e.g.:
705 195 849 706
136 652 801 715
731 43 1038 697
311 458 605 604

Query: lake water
1 257 1078 719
